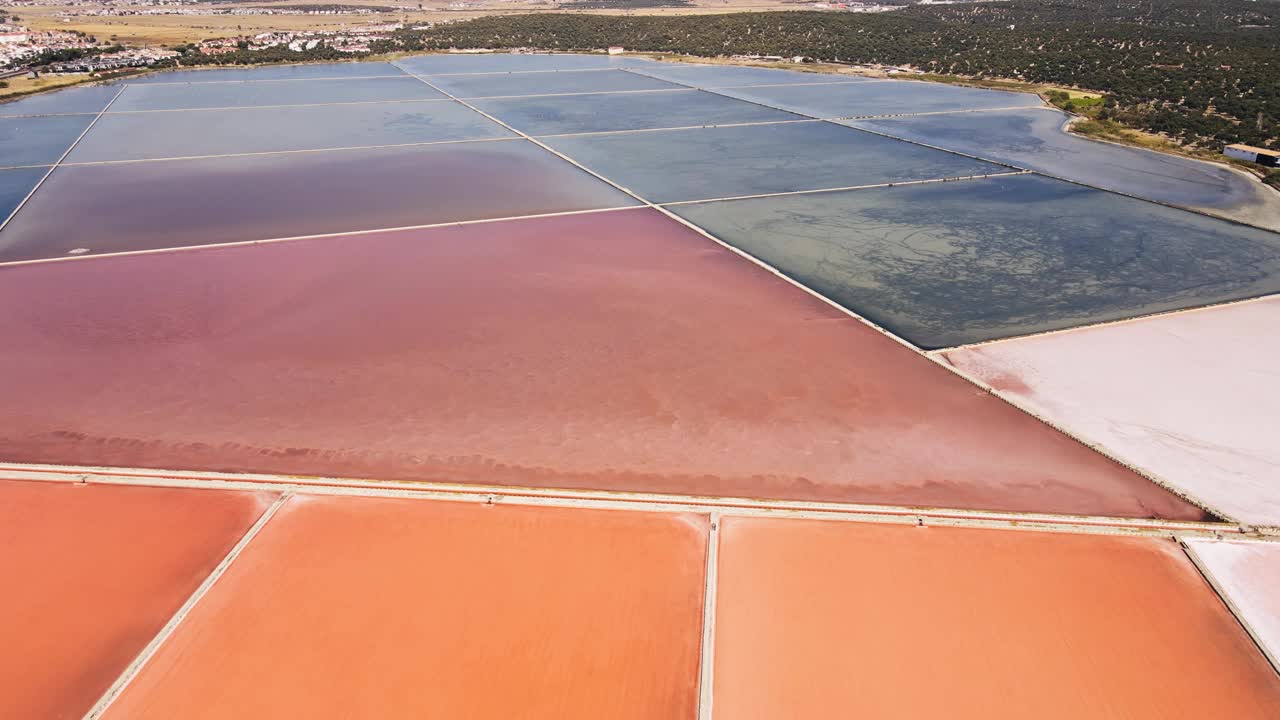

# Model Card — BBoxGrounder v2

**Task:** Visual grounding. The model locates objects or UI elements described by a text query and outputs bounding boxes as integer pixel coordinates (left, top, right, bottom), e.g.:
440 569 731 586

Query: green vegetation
1070 117 1185 151
1266 169 1280 191
1044 89 1105 117
151 42 355 69
387 1 1278 150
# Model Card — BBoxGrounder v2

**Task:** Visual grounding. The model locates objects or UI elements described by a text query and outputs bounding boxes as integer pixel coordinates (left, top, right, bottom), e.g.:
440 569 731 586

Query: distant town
0 16 417 73
0 23 178 71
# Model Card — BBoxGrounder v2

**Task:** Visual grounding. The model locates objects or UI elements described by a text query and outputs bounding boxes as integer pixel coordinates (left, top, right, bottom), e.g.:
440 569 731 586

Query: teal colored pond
673 174 1280 348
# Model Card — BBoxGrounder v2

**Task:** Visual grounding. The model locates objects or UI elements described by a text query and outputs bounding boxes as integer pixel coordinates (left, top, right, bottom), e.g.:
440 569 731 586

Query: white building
1224 144 1280 167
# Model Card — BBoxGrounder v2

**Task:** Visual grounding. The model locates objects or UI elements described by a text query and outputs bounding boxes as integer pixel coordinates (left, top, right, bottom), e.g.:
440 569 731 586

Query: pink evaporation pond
943 296 1280 527
0 208 1205 519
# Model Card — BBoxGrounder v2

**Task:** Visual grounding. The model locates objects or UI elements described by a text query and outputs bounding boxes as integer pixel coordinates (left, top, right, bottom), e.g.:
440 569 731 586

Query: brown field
13 0 798 46
0 72 91 101
17 9 454 46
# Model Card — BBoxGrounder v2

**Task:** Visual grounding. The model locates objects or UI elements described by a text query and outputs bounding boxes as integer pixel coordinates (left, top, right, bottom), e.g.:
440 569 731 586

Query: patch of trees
1044 89 1104 116
393 3 1278 148
906 0 1279 32
18 45 125 69
153 42 359 69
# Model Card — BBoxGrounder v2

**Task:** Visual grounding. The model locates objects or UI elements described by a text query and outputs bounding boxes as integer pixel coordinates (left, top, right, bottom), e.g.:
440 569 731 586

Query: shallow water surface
427 69 681 99
674 173 1280 347
112 76 443 111
0 167 47 222
717 79 1043 118
69 100 509 162
397 53 653 75
544 121 1005 203
0 208 1204 519
627 63 876 88
848 108 1274 217
0 83 120 117
0 140 635 260
124 61 407 84
473 89 800 136
0 114 94 166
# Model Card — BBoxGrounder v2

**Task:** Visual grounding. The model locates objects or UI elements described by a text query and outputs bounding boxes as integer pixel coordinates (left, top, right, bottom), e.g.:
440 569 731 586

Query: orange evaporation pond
712 517 1280 719
0 207 1203 520
0 480 273 720
102 495 709 720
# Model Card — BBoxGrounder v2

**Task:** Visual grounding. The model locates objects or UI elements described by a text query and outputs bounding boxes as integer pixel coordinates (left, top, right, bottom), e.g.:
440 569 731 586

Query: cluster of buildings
442 0 546 8
58 6 396 19
2 14 416 71
0 24 95 66
45 45 179 72
194 23 405 56
810 2 903 11
4 0 247 6
0 19 178 71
